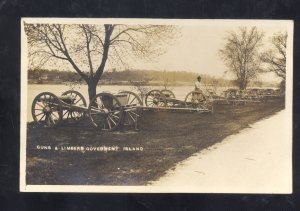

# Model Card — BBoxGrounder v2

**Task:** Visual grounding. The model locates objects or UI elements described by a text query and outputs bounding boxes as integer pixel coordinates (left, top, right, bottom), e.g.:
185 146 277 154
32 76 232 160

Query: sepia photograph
20 18 293 193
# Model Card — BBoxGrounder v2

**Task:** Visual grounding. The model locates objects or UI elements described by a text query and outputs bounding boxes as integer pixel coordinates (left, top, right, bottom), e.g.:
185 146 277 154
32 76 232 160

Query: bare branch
80 24 94 76
260 31 287 80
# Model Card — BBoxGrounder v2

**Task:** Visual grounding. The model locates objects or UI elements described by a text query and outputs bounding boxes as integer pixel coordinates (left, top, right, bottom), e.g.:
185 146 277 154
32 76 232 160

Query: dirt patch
26 98 285 185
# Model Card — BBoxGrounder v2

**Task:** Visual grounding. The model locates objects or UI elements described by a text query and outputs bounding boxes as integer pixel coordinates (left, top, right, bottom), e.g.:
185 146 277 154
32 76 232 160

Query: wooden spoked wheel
61 90 87 123
31 92 62 127
184 91 207 109
145 90 167 107
88 93 124 131
119 91 143 126
119 91 143 107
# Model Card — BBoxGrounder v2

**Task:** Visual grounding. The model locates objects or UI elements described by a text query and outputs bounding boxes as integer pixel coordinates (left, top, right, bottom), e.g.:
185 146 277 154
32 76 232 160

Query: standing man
195 76 202 92
193 75 206 103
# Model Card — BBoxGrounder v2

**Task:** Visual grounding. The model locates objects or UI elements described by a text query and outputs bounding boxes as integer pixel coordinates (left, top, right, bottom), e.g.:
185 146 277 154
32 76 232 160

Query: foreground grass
26 98 285 185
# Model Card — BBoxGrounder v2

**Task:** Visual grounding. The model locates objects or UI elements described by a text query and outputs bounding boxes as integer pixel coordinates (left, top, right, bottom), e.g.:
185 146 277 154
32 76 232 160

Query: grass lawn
26 98 285 185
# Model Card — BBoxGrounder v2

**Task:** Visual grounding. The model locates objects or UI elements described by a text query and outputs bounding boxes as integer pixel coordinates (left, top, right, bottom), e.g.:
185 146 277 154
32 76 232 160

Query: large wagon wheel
184 91 207 109
31 92 62 127
119 91 143 107
119 91 143 126
61 90 87 123
145 89 167 107
88 93 124 131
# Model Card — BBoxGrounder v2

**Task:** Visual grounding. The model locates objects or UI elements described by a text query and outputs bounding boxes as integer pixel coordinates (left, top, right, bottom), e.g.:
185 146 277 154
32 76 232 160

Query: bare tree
24 23 177 101
260 31 287 81
219 27 264 90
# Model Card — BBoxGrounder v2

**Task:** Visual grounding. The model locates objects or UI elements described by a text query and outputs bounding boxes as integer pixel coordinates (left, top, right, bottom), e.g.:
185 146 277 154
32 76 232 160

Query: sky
126 22 289 82
25 19 291 82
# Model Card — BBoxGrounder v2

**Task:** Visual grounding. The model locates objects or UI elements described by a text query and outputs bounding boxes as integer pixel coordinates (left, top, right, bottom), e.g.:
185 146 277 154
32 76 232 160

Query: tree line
28 68 239 86
28 69 81 82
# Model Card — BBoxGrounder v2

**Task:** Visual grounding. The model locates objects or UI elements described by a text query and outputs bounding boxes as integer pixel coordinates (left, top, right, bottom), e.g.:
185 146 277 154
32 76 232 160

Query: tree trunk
239 80 244 90
239 79 247 90
88 80 97 103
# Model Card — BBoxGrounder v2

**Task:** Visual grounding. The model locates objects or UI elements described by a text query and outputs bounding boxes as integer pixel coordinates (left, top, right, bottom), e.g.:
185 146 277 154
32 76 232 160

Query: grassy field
26 98 285 185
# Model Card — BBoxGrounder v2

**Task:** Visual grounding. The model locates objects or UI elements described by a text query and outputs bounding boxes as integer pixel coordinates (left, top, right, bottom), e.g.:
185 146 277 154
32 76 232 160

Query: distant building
40 74 48 80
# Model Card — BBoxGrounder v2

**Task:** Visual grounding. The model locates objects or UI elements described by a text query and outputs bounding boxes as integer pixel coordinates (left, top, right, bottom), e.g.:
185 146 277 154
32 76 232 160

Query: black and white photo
20 18 293 193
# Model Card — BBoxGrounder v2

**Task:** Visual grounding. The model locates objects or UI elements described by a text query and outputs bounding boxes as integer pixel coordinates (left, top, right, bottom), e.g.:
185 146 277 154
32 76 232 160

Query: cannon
31 90 142 131
144 89 213 112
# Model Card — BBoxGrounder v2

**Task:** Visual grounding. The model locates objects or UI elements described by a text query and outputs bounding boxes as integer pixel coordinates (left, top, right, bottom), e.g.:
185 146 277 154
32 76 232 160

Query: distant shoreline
27 82 278 89
28 81 197 86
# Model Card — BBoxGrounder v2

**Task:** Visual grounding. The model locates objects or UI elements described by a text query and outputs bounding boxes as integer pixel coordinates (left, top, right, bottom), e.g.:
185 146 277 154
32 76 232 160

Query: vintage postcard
20 18 293 193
